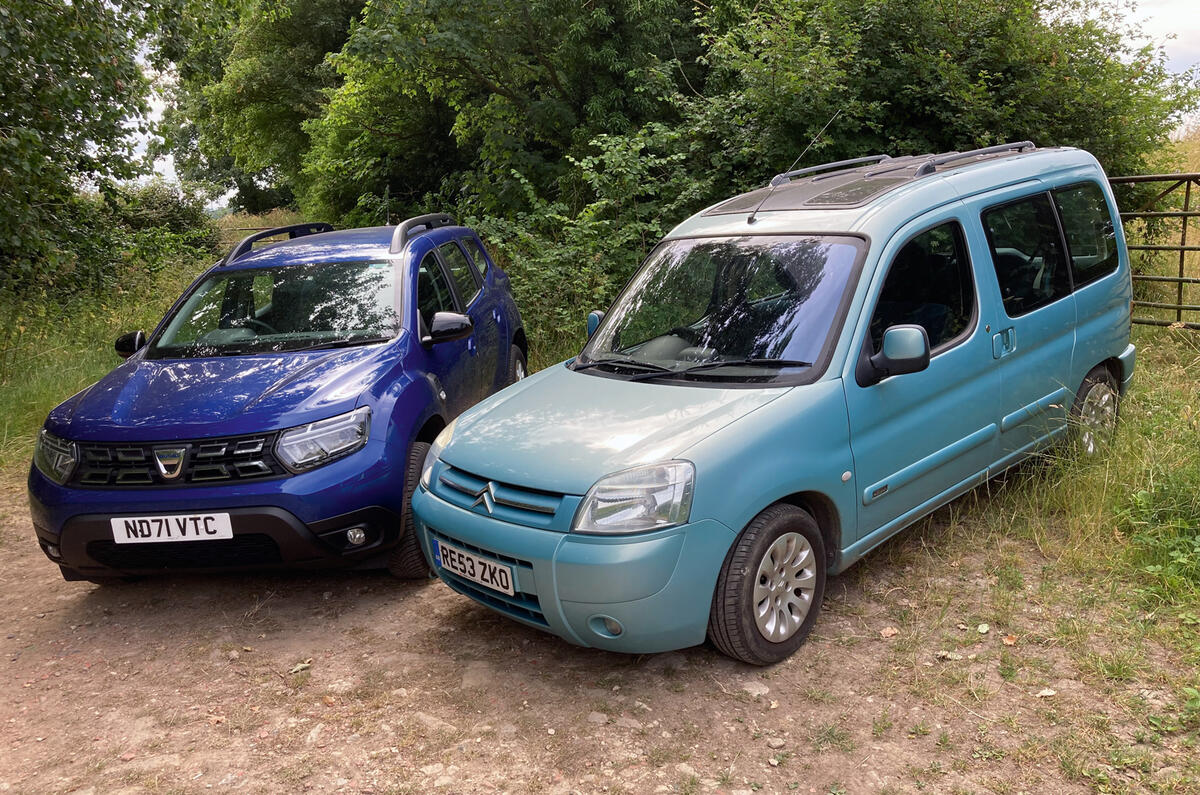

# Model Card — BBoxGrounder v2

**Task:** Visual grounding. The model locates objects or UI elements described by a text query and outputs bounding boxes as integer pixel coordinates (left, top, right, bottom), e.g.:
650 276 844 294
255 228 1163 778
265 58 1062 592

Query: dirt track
1 474 1195 794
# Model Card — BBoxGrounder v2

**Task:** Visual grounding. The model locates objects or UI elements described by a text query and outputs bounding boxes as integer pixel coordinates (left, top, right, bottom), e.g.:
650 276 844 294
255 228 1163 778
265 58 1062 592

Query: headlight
275 407 370 472
33 429 78 485
573 461 695 535
420 419 457 489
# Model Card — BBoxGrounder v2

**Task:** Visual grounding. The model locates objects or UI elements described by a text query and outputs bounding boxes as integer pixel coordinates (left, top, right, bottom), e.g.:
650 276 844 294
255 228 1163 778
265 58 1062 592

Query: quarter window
870 222 975 353
465 238 492 278
1053 182 1118 288
983 194 1071 317
439 242 481 304
417 253 457 329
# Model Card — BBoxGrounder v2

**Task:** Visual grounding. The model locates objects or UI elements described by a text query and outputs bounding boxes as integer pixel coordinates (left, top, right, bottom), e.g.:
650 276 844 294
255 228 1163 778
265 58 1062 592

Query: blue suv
29 215 526 583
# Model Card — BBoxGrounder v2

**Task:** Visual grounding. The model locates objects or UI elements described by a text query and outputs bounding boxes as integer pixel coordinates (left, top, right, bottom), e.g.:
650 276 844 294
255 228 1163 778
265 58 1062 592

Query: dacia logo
470 481 499 515
153 447 188 480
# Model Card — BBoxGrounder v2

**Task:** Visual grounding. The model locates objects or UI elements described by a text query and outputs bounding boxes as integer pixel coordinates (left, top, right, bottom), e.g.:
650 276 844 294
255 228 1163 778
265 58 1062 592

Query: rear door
977 190 1077 465
845 212 1001 544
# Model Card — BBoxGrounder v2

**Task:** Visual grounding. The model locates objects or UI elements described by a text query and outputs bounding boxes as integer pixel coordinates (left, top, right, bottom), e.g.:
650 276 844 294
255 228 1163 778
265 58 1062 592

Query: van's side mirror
586 310 605 338
422 312 473 346
867 325 929 383
115 330 146 359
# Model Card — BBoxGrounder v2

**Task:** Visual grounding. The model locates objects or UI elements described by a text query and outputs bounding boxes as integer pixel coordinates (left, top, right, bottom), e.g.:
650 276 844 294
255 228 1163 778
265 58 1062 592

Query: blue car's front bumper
412 484 735 654
28 444 405 578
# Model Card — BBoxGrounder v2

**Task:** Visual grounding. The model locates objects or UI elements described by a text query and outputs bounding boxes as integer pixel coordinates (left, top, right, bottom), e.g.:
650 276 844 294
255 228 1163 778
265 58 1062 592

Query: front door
845 215 1000 545
416 250 475 417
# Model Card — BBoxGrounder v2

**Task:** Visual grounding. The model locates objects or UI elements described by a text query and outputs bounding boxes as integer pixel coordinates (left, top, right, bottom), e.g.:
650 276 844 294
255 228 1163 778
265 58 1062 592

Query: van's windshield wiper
572 356 672 374
626 357 813 382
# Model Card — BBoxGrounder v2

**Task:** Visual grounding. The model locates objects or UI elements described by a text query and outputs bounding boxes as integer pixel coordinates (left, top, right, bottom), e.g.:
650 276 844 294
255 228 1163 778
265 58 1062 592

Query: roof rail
389 213 456 254
220 223 335 266
769 154 892 187
913 141 1035 176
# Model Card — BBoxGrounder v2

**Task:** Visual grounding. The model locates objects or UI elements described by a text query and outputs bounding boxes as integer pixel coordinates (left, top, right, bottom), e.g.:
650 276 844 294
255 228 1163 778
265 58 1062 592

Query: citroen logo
153 447 188 480
470 481 499 514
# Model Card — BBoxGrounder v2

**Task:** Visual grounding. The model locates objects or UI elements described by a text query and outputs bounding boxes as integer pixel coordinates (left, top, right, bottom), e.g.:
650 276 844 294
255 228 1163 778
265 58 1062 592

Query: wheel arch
512 326 528 360
772 490 842 571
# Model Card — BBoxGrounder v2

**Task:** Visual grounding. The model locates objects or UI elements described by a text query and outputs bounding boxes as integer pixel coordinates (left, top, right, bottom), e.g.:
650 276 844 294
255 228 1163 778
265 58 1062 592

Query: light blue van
412 143 1134 664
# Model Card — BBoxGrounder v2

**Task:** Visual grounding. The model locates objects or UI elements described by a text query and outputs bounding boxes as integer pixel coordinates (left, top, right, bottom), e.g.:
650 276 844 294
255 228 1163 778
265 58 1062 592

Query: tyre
708 504 826 665
1070 365 1119 455
508 344 527 385
386 441 435 579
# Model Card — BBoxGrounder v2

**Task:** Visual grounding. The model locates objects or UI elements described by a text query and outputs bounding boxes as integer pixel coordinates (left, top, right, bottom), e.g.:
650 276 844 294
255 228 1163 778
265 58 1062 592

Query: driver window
982 194 1070 317
417 253 457 329
870 222 975 354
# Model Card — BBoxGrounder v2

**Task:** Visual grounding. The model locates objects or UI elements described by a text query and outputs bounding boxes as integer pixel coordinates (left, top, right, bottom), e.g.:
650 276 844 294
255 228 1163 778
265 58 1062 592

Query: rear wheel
507 344 527 385
1070 366 1119 455
386 441 435 579
708 504 826 665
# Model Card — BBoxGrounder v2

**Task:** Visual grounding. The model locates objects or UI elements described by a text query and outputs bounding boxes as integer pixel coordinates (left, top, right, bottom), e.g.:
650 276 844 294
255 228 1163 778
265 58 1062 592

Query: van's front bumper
412 485 734 654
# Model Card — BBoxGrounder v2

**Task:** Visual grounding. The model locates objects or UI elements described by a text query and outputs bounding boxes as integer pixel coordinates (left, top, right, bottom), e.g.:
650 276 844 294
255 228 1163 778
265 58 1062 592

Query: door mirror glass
114 330 146 359
868 325 929 382
423 312 473 346
586 310 605 338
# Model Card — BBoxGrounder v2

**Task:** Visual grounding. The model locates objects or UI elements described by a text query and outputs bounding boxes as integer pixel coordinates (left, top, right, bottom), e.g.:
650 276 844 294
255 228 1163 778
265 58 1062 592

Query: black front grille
72 433 285 488
86 534 282 569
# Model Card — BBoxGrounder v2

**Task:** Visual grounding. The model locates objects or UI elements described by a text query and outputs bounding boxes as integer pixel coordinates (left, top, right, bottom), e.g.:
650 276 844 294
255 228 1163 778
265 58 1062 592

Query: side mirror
115 330 146 359
422 312 473 346
586 310 605 338
867 325 929 383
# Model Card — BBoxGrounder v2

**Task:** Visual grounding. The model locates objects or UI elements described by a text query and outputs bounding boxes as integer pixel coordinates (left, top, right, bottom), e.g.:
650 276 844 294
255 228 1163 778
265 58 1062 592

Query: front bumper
28 445 406 577
412 485 735 654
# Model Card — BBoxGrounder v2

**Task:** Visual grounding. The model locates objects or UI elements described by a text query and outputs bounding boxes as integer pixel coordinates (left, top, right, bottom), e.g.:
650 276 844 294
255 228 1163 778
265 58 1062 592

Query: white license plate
433 539 515 596
109 513 234 544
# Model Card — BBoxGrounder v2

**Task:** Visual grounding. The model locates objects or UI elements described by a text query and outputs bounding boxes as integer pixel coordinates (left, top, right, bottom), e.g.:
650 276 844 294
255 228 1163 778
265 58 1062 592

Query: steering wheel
667 325 701 344
240 318 278 335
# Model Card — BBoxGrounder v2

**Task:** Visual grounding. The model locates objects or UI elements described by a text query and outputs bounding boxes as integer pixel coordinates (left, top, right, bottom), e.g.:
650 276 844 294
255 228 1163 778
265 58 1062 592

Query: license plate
110 513 234 544
433 539 515 596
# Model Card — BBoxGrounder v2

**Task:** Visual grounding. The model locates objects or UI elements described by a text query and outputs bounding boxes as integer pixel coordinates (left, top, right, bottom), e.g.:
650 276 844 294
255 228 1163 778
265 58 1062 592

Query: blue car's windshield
147 260 397 359
578 235 863 384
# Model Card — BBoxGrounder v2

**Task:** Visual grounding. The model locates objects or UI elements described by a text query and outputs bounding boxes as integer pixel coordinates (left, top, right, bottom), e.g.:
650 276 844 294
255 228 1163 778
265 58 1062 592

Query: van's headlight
275 407 370 472
34 429 78 484
573 461 695 535
420 419 457 489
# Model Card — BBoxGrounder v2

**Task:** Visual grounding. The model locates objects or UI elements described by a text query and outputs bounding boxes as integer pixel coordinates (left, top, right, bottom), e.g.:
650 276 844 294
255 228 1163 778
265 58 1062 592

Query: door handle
467 337 478 354
991 327 1016 359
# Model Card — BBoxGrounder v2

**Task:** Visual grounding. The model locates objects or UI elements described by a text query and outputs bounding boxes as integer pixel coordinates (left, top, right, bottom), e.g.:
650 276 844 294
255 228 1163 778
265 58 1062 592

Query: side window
466 238 491 279
1053 182 1118 288
982 194 1071 317
439 242 481 304
870 222 975 353
417 253 457 329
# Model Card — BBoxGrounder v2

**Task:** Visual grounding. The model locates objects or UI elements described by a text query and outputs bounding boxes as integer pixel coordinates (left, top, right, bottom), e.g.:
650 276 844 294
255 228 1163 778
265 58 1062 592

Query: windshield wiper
572 356 672 374
287 336 393 353
626 357 813 382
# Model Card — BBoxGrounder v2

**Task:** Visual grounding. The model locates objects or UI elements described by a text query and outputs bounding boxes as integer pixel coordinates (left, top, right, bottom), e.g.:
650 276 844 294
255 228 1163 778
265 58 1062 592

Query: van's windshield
576 235 863 384
147 260 398 359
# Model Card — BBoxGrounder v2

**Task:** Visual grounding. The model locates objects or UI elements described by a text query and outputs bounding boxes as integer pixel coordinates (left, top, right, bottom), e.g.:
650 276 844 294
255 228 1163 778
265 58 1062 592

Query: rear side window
417 253 457 328
870 222 975 353
465 238 491 278
1053 182 1118 288
982 194 1071 317
439 242 481 304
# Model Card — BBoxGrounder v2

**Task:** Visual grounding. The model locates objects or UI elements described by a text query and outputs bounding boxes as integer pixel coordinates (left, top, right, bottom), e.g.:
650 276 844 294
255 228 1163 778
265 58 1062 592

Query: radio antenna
747 108 843 225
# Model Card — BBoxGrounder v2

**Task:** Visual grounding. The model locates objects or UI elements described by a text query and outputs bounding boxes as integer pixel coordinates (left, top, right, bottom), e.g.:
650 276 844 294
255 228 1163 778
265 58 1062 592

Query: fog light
44 544 61 560
603 617 623 636
345 527 367 546
589 615 625 637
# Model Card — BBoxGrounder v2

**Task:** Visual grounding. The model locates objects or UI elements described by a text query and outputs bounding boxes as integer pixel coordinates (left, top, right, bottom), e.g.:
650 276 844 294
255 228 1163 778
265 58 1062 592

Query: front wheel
708 504 826 665
1070 366 1119 455
386 441 435 579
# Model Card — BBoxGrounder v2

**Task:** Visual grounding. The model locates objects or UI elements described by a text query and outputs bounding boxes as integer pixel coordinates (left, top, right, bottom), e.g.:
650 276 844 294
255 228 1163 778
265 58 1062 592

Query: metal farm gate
1109 172 1200 330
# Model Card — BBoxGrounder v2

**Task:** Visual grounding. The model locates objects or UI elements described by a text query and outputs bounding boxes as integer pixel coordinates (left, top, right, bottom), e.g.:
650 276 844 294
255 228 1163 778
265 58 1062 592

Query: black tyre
708 504 826 666
507 344 527 385
1070 365 1119 455
386 441 435 579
